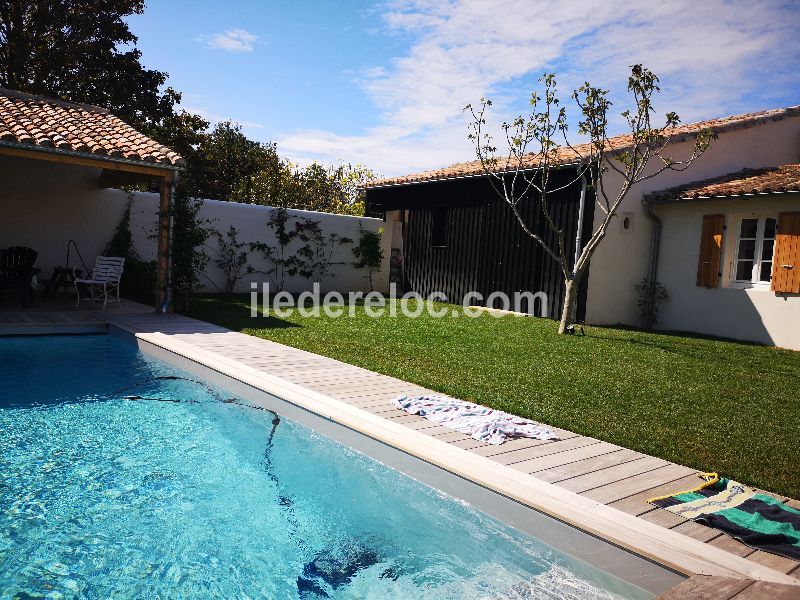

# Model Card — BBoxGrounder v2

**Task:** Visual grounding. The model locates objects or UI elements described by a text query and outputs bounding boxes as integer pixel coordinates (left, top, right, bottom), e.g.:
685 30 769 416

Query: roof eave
645 189 800 205
363 159 583 191
0 140 184 172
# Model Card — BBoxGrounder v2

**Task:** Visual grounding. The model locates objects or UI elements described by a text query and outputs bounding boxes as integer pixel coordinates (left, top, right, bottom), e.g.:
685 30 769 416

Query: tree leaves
0 1 176 133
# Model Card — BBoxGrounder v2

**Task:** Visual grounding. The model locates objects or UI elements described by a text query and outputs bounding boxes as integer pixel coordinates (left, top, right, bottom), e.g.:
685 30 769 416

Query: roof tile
0 88 183 167
366 105 800 189
645 164 800 203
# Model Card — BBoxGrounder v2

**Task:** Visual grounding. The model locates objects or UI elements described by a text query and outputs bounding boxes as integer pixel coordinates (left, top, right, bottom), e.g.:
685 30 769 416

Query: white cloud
277 0 800 176
203 28 259 53
181 103 264 132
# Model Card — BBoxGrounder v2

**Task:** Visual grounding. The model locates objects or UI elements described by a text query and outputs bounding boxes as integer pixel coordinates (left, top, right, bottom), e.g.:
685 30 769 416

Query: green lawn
187 295 800 499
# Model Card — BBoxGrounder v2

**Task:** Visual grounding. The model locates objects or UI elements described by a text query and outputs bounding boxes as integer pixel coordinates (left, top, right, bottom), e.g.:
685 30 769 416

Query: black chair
0 246 38 307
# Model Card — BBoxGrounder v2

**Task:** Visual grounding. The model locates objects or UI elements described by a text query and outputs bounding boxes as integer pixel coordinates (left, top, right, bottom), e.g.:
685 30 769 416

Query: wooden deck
3 301 799 595
658 575 800 600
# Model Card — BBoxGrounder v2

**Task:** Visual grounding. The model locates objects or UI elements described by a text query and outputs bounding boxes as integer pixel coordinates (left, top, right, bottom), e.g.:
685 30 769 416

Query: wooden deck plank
363 405 416 417
419 425 462 438
745 550 800 575
491 437 601 465
729 581 800 599
383 414 426 424
671 521 721 543
608 474 705 516
639 508 688 529
466 437 545 457
582 464 697 504
322 387 428 401
429 430 473 443
708 536 756 558
469 432 579 458
300 382 416 395
397 420 442 431
449 438 489 450
376 406 418 417
280 371 407 385
656 576 753 600
348 396 396 408
557 456 670 494
535 449 645 483
504 440 618 470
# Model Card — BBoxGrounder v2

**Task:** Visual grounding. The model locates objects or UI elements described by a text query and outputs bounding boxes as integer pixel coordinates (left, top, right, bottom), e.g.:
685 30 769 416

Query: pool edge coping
112 324 798 588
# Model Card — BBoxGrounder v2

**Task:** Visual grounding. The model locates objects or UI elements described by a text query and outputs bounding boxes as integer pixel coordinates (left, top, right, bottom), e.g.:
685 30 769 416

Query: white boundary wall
193 198 390 294
0 155 390 295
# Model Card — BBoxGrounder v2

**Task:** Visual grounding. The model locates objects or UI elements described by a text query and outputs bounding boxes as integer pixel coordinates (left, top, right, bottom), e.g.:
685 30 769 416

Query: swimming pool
0 335 654 599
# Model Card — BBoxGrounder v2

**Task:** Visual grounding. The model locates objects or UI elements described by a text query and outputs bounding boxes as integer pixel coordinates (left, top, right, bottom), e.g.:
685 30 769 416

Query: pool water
0 335 651 599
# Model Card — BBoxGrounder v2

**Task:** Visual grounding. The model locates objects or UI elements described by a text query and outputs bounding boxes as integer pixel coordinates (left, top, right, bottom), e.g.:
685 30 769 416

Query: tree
194 122 281 201
467 65 715 334
0 0 210 193
106 196 156 303
0 1 179 135
0 1 374 213
237 160 376 216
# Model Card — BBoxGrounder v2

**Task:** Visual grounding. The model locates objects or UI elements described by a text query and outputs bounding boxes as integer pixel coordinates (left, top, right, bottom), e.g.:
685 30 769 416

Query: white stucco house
641 164 799 350
589 108 800 351
365 106 800 350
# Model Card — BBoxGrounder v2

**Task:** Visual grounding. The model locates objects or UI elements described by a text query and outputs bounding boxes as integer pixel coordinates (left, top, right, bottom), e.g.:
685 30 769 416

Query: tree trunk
558 278 578 334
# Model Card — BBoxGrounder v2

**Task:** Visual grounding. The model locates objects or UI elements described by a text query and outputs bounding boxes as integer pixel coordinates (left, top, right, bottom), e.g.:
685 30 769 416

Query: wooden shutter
696 214 725 288
771 212 800 293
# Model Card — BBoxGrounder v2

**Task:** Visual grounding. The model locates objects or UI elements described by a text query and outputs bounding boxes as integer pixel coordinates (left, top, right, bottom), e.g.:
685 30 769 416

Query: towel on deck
649 473 800 560
391 395 559 445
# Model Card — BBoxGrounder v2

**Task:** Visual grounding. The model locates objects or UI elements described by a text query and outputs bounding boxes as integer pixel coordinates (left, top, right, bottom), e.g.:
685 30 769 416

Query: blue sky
130 1 800 177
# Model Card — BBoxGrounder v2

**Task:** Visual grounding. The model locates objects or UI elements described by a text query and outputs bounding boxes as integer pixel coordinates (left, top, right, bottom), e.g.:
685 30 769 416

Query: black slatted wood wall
366 171 594 321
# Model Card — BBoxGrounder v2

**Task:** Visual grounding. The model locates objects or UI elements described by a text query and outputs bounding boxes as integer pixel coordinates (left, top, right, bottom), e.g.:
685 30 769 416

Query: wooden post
156 173 174 312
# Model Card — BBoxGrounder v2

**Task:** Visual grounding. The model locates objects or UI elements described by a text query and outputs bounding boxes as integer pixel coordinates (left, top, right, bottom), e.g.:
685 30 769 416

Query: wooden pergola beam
156 171 178 313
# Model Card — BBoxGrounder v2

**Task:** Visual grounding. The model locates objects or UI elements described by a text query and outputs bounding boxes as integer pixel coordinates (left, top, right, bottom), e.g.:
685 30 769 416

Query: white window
732 216 776 286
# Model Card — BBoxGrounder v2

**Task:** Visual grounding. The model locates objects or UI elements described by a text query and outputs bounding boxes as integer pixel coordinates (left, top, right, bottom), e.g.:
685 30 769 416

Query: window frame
729 215 777 289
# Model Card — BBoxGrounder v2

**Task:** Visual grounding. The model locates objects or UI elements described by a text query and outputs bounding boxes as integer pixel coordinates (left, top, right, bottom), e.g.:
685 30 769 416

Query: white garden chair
74 256 125 308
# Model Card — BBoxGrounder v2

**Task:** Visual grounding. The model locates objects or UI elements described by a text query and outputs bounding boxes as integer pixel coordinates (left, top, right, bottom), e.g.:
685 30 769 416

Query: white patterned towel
392 395 559 445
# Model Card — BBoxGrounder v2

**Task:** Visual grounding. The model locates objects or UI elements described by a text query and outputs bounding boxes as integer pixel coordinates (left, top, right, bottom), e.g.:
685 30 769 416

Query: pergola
0 88 183 312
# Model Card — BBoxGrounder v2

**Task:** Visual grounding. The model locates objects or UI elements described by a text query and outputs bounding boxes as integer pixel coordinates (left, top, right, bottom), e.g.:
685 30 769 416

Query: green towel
649 473 800 561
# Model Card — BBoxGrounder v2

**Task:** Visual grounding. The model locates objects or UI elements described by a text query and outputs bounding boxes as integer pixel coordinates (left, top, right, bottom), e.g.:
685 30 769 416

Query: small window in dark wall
430 207 449 247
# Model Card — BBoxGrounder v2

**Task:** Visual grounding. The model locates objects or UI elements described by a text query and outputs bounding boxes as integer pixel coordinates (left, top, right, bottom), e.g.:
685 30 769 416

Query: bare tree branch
467 65 714 333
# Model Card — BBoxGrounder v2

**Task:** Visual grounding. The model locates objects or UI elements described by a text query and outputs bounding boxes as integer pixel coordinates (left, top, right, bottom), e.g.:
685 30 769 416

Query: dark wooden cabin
365 169 594 321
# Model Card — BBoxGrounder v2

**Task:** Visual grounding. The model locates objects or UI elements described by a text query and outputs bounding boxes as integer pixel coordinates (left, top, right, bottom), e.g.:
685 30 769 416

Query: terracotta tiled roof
645 164 800 203
0 88 183 167
366 105 800 189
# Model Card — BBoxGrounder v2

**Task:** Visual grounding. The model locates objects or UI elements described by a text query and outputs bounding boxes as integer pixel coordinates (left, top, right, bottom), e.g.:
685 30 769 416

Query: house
364 106 800 350
0 88 182 311
643 164 800 349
